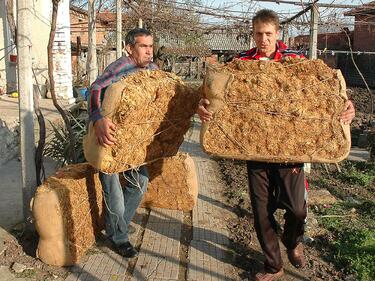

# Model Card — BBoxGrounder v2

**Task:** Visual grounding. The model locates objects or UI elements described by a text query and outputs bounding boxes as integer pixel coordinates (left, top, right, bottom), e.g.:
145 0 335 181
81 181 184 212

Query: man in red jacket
198 9 355 281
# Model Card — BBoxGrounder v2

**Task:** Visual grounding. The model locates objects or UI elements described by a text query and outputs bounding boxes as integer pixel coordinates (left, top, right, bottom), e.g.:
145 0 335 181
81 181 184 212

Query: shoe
128 224 136 234
116 242 138 258
255 269 284 281
287 243 306 268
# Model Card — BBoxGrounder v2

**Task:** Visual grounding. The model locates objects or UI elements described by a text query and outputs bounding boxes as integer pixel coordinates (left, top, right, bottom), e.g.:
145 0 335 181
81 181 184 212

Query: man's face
127 35 153 67
253 21 280 57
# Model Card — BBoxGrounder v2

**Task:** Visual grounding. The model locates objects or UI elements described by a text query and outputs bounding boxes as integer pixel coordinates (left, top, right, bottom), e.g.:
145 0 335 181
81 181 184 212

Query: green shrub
44 113 86 166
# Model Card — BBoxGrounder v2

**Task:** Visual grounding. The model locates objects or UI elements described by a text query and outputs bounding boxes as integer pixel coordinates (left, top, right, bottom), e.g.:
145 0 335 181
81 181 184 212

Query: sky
199 0 370 34
205 0 368 13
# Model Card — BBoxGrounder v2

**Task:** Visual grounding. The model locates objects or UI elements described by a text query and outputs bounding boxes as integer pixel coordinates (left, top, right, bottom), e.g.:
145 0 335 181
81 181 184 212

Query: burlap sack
200 58 351 163
32 164 104 266
140 153 198 211
83 70 201 173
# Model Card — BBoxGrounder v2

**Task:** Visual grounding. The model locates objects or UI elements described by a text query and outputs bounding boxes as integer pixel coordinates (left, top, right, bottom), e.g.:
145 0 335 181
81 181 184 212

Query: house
341 1 375 88
69 6 131 82
291 30 352 52
155 32 252 78
0 0 16 94
344 1 375 51
70 6 114 49
0 0 73 100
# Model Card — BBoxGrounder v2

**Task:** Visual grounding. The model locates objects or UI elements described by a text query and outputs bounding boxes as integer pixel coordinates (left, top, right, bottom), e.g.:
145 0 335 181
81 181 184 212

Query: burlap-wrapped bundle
84 70 201 173
139 152 198 211
201 58 351 163
32 164 104 266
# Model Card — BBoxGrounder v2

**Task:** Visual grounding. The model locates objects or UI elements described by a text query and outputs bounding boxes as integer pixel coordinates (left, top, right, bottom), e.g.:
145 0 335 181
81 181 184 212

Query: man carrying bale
87 28 158 258
197 9 355 281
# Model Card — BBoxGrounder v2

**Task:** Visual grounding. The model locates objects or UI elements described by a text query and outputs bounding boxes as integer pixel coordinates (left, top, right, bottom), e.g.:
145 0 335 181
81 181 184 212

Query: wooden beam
256 0 359 9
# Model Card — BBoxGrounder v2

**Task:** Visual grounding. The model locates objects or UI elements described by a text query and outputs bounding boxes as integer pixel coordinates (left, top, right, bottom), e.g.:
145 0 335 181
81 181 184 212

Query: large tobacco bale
201 58 351 163
140 153 198 211
32 164 104 266
84 70 201 173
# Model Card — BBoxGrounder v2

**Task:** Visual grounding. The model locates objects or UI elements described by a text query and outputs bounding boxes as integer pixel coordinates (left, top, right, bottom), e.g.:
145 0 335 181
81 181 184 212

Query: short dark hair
252 9 280 30
125 28 152 46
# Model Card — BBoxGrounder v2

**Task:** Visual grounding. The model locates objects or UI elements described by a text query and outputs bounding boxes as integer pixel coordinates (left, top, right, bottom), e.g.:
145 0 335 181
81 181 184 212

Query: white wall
0 0 17 93
0 0 6 91
0 0 73 100
53 0 73 101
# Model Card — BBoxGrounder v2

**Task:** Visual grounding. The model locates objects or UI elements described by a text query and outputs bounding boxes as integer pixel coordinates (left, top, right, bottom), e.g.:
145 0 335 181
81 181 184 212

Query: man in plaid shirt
198 10 355 281
88 28 158 258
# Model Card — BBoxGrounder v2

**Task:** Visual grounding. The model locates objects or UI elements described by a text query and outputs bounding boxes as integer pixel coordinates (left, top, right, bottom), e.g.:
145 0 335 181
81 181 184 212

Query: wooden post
17 0 36 221
116 0 122 59
309 3 318 59
87 0 97 85
197 57 201 80
282 23 289 45
76 36 81 79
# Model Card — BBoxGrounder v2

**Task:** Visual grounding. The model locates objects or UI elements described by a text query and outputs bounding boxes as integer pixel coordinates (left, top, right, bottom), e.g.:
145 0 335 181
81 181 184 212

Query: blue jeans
99 165 148 246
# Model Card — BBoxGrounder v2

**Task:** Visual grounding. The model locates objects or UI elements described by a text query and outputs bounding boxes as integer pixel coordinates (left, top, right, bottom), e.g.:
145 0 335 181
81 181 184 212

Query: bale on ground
140 153 198 211
84 70 201 173
32 164 103 266
201 58 351 163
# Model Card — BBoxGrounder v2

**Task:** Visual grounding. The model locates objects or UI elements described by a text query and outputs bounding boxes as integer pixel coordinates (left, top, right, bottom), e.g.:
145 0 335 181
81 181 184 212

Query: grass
310 160 375 281
316 201 375 281
15 269 36 278
312 160 375 281
336 161 375 188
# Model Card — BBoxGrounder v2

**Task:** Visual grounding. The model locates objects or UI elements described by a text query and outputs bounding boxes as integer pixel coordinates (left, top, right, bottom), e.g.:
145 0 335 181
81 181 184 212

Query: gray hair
125 28 152 46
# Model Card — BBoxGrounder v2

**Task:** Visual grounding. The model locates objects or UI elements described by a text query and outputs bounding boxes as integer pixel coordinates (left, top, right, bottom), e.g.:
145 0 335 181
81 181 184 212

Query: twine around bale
202 59 350 163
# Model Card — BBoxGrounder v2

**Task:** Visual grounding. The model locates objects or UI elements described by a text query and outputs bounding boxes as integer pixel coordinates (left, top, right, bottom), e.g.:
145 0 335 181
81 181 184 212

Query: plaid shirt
237 41 304 61
88 56 158 122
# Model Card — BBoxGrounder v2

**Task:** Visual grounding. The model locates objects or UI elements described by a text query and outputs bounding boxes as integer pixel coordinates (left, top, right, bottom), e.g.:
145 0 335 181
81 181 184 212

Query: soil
0 227 69 280
347 87 374 130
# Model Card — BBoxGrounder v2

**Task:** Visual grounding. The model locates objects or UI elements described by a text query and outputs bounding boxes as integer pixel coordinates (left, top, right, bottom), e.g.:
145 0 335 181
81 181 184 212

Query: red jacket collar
253 41 287 62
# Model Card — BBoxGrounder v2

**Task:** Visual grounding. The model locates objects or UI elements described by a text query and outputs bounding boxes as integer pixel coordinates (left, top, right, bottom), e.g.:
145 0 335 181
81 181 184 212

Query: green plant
333 228 375 281
337 161 375 187
316 201 375 281
44 112 87 166
15 269 36 278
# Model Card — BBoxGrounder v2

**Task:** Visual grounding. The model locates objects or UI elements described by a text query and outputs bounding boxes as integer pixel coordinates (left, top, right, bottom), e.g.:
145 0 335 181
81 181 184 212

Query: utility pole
87 0 97 85
309 3 318 59
116 0 122 59
17 0 37 221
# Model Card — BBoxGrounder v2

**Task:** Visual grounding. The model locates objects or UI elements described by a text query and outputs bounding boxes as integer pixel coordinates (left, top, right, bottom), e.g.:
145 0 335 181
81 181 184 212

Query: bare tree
48 0 77 163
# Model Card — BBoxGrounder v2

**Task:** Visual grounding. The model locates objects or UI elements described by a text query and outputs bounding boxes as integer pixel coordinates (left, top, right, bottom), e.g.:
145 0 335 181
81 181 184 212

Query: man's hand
197 98 213 123
93 118 117 147
340 100 355 125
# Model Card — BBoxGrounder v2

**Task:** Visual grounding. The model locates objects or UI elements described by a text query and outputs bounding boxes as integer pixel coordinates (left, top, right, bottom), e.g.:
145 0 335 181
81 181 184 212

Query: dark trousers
247 161 307 273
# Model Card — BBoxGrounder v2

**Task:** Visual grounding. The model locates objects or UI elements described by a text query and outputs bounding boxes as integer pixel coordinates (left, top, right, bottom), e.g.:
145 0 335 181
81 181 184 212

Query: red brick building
70 6 115 50
344 1 375 51
292 30 352 51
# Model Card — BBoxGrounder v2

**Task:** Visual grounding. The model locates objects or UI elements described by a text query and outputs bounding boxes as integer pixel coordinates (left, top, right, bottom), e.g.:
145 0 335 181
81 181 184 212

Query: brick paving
65 118 237 281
